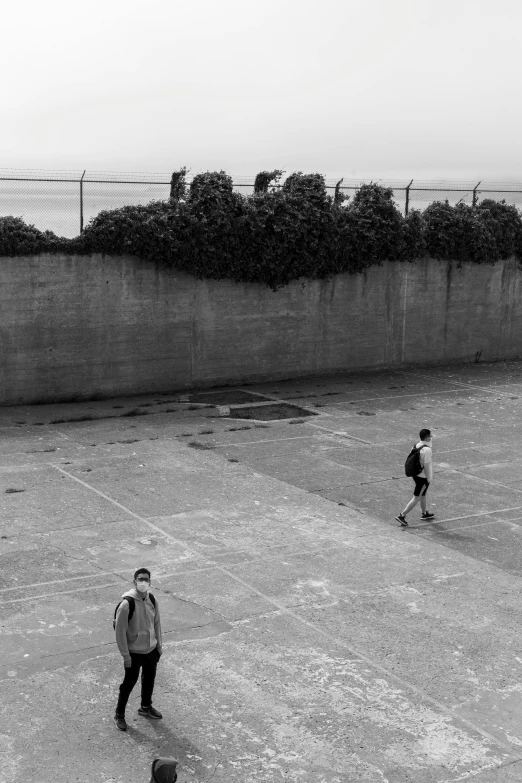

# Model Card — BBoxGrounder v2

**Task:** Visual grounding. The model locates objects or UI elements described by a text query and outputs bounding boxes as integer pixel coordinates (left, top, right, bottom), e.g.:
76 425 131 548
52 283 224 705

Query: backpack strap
113 594 155 630
114 596 136 624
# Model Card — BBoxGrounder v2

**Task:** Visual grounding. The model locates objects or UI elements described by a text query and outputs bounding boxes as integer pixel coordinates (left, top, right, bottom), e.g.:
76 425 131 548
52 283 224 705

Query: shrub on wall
423 201 498 264
476 199 522 260
253 170 283 194
399 209 427 262
336 184 405 273
0 216 66 257
2 172 522 288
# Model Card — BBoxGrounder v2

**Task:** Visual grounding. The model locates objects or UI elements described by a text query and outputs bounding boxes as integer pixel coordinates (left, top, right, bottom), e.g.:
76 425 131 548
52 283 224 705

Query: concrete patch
227 402 318 421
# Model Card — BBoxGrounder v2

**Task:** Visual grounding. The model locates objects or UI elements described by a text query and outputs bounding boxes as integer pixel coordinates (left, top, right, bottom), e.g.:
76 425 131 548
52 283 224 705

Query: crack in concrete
157 588 228 625
0 620 233 682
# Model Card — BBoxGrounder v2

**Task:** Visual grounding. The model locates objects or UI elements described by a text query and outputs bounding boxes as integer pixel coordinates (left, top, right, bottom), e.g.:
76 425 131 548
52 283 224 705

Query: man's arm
424 447 433 482
154 601 162 655
115 601 132 665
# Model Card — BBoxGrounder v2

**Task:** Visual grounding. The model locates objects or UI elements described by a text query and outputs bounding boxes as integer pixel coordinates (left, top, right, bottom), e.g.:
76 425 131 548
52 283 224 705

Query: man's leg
403 477 431 517
402 494 420 516
140 649 159 710
116 654 142 716
419 481 434 518
396 493 419 525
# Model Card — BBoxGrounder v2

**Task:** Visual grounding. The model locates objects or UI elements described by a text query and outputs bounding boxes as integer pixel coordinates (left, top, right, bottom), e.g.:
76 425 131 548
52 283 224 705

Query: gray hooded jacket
114 587 162 664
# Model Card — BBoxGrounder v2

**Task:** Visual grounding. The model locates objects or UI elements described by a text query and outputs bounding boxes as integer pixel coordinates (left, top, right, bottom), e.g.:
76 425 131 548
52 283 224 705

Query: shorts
413 476 430 497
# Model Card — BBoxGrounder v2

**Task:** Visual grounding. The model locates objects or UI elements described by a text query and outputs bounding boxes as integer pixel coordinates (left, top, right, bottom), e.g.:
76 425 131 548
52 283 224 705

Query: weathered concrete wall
1 253 521 405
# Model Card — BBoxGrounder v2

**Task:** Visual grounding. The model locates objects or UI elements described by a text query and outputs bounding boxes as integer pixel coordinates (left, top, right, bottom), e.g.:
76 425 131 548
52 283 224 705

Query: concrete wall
1 253 521 405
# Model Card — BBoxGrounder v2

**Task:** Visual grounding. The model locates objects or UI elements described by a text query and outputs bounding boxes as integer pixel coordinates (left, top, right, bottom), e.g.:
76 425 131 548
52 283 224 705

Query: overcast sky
3 0 522 182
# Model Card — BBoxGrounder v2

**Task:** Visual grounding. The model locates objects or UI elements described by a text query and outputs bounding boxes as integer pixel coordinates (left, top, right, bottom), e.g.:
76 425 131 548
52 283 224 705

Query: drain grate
227 403 317 421
185 390 271 406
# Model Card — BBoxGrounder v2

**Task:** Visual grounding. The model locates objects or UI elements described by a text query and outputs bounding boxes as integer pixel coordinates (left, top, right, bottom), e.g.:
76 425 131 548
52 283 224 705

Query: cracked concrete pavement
2 362 522 781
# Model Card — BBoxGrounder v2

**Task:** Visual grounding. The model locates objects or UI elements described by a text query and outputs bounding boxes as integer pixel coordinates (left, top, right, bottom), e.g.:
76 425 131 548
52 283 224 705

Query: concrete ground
2 361 522 782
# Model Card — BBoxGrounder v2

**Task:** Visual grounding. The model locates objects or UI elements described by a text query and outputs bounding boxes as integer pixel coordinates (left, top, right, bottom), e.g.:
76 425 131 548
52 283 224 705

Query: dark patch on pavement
227 402 318 421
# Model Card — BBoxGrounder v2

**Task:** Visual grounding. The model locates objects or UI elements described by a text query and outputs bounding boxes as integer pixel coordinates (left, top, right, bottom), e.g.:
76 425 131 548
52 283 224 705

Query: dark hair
419 428 431 441
133 567 151 581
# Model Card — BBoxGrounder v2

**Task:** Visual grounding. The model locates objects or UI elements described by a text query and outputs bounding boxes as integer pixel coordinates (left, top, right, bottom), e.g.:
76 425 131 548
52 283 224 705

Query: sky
2 0 522 183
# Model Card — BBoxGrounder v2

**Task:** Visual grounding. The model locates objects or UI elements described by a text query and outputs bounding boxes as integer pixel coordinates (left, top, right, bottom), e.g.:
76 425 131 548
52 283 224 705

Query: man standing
395 428 435 527
114 567 163 731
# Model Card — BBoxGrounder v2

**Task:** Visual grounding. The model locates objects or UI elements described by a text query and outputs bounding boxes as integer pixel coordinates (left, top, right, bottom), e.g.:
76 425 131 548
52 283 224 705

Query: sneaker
114 713 127 731
421 511 435 520
395 513 408 527
138 705 163 720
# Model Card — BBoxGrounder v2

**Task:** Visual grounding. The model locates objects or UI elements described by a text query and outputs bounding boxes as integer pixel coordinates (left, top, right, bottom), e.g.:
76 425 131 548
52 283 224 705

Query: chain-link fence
2 169 522 239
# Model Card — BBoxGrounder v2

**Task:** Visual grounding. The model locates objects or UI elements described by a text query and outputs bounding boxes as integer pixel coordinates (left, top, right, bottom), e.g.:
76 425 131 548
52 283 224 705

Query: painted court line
437 447 491 454
50 465 194 545
0 570 131 593
284 388 464 406
2 543 342 605
46 463 520 755
417 505 522 525
212 435 314 448
431 465 522 496
2 581 124 605
307 422 375 445
276 386 491 407
407 517 520 535
397 369 522 399
456 471 522 496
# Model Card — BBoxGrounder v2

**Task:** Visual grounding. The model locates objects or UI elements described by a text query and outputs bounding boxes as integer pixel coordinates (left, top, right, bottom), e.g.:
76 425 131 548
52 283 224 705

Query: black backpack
113 593 156 630
404 444 426 477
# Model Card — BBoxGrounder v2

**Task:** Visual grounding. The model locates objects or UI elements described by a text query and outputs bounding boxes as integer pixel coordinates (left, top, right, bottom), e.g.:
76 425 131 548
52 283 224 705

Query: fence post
472 181 481 207
405 179 413 217
80 170 86 232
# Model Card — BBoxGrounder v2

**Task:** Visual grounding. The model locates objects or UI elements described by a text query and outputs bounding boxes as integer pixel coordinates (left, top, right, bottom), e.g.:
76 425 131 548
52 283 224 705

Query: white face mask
136 581 149 593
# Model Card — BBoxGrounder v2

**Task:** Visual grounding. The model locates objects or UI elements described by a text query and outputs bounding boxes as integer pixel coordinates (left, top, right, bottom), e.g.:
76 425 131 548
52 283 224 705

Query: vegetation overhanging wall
1 174 522 291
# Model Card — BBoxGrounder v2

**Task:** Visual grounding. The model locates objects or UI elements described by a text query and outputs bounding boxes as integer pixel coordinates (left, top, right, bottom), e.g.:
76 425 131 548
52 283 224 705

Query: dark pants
116 648 159 715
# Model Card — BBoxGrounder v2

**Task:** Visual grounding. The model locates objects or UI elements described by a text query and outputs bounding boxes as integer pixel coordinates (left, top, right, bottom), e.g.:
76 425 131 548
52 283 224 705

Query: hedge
1 172 522 289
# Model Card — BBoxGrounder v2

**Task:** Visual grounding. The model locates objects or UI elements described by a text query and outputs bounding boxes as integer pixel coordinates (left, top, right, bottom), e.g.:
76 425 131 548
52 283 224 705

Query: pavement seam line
49 462 520 756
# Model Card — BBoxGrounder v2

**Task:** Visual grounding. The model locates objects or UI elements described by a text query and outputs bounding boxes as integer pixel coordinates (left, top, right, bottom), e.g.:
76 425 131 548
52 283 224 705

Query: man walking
395 428 435 527
114 567 163 731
